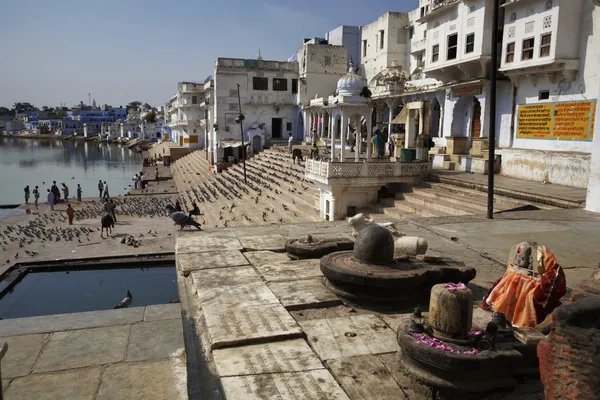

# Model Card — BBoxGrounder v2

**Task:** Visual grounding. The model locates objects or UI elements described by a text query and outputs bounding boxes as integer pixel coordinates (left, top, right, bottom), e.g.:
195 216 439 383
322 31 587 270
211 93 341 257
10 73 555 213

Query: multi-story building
325 25 362 66
498 0 599 188
165 80 213 147
360 12 410 139
213 57 298 149
395 2 445 152
415 0 513 173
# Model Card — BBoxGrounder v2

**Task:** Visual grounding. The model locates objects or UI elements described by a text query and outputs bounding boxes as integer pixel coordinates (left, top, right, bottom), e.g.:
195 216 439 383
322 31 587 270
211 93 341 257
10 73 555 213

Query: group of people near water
24 182 82 209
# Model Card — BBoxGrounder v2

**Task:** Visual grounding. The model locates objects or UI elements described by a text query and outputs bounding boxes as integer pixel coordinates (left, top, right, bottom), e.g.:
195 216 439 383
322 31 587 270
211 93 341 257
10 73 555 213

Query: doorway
471 98 481 138
272 118 283 139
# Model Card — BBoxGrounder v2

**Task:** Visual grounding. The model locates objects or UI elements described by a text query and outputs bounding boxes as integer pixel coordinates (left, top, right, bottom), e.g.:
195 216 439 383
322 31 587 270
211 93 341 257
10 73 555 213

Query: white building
297 42 349 141
414 0 512 174
498 0 600 188
212 57 298 160
165 80 213 147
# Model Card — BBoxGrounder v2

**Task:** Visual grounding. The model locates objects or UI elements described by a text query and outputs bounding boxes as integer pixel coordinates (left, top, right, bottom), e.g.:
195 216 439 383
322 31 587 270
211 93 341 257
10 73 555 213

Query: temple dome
337 60 366 96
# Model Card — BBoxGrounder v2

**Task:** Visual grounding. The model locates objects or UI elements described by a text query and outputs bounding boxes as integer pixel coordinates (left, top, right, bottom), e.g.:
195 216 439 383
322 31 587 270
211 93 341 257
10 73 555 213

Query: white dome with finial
337 57 366 96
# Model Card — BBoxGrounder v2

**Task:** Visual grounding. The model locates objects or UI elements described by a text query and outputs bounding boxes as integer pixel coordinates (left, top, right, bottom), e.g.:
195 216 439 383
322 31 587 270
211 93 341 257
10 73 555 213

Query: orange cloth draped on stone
482 245 566 328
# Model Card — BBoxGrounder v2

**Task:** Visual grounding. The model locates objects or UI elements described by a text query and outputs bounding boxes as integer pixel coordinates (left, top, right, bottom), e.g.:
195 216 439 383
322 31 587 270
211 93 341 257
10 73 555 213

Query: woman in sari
373 131 384 158
482 241 566 328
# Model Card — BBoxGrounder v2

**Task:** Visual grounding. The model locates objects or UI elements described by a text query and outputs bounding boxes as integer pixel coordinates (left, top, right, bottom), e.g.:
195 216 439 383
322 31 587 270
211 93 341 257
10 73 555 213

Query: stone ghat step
376 198 454 219
412 183 548 213
428 183 557 210
428 175 574 209
170 149 321 228
399 191 474 217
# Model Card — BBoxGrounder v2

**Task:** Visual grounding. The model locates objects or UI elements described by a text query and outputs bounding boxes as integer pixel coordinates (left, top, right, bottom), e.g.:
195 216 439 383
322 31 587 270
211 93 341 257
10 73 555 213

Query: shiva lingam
320 225 476 304
398 283 526 398
285 234 354 259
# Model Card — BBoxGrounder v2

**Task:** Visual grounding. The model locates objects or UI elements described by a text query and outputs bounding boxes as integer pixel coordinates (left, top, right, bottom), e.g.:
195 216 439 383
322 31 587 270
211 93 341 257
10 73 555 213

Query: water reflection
0 137 142 205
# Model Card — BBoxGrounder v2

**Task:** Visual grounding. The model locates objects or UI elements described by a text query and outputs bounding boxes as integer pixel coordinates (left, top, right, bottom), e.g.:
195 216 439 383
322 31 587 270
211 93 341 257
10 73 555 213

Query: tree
0 107 13 116
13 102 37 113
144 111 157 123
127 101 142 112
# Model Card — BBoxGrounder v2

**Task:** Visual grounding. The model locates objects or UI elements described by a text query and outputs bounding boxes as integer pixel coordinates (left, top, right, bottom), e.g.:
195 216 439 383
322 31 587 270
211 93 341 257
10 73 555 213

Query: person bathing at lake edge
24 185 30 204
98 180 104 198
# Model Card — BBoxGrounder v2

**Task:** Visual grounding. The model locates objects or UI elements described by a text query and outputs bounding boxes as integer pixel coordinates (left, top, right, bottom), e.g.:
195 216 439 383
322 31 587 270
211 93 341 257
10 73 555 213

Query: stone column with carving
319 111 325 139
366 111 373 162
330 111 336 161
387 100 399 154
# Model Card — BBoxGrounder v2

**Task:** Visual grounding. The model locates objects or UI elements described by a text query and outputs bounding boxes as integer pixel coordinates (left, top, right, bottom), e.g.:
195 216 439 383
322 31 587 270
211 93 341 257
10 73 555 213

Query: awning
391 107 408 124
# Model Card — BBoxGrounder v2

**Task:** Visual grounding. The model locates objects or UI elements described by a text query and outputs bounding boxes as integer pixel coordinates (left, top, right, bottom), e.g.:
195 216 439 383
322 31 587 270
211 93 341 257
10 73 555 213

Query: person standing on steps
76 184 82 202
51 181 60 204
155 168 160 185
61 183 69 203
24 185 30 204
33 186 40 206
47 189 55 211
98 180 104 198
288 132 294 156
66 204 75 225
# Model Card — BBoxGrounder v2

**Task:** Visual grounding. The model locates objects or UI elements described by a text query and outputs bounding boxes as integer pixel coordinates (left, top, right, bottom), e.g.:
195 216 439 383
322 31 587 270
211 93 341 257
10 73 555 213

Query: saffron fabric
482 244 566 328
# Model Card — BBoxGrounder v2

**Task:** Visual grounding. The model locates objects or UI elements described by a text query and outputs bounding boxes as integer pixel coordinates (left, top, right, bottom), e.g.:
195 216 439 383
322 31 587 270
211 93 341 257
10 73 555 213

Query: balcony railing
305 159 431 180
411 39 427 53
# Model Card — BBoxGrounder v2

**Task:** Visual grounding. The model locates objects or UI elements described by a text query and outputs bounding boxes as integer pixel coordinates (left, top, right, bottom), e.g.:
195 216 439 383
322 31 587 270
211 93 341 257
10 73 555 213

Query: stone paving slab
220 369 350 400
212 339 323 377
203 303 302 350
4 367 102 400
299 315 398 361
268 278 341 310
191 266 261 292
0 333 47 378
0 307 144 337
239 234 286 251
197 282 281 309
143 303 181 322
376 353 432 399
33 325 130 373
243 250 291 266
175 234 243 254
126 319 184 362
177 250 249 276
327 355 408 400
96 359 186 400
254 259 323 282
379 313 413 334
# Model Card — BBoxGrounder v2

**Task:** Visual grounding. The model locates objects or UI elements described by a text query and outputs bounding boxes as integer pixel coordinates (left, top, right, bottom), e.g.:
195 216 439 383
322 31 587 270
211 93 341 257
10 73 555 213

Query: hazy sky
1 0 418 109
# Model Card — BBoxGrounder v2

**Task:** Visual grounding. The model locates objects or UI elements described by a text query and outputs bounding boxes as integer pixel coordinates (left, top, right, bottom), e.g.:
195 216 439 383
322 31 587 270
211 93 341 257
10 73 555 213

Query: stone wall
501 148 591 188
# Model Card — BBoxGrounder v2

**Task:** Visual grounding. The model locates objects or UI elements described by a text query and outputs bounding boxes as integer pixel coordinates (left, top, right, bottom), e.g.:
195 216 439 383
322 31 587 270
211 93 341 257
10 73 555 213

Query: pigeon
114 289 132 309
166 205 202 230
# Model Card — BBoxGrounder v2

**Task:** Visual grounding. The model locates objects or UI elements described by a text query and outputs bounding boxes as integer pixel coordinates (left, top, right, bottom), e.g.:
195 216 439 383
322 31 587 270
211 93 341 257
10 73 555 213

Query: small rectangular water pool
0 264 178 320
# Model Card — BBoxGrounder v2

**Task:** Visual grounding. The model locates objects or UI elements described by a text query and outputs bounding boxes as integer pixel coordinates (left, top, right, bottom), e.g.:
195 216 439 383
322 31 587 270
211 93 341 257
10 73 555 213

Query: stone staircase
363 182 556 220
171 147 321 228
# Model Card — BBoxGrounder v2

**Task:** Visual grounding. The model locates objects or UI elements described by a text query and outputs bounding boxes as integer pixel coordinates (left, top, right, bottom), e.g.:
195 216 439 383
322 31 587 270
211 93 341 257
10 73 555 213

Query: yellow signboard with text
591 100 597 139
517 100 596 141
517 104 553 139
551 101 594 140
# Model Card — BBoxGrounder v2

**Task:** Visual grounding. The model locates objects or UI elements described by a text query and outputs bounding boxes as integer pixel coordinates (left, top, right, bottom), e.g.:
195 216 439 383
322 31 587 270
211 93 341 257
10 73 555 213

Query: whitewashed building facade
212 57 298 158
165 80 213 147
499 0 600 188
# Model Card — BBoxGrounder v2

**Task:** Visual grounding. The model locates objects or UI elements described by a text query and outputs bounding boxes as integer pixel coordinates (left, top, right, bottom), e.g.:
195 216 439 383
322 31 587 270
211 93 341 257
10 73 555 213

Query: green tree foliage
13 102 37 113
144 111 157 123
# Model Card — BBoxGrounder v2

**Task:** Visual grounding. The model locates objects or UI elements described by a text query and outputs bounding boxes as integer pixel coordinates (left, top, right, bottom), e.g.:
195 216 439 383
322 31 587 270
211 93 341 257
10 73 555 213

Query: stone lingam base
397 333 522 398
396 283 537 399
319 225 475 304
285 235 354 259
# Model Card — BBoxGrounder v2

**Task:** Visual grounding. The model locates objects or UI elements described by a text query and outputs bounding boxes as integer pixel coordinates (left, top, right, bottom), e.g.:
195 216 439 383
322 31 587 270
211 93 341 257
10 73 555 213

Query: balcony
411 39 427 54
417 0 460 22
305 159 431 185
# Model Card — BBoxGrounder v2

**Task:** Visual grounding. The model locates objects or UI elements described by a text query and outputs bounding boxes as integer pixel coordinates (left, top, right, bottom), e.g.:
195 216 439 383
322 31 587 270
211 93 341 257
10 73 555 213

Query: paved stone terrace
0 304 186 400
174 210 594 399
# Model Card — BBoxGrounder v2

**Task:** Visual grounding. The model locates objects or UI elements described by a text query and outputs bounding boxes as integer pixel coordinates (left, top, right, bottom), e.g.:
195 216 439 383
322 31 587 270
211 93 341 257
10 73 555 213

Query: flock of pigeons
174 149 316 228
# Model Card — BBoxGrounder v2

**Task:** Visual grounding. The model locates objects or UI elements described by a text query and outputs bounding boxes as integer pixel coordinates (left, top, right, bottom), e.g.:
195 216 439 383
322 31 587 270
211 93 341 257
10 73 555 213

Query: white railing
305 159 431 180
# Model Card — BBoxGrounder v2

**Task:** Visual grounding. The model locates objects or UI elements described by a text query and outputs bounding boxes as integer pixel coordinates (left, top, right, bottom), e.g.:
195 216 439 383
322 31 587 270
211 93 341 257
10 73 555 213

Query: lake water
0 136 141 208
0 266 178 319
